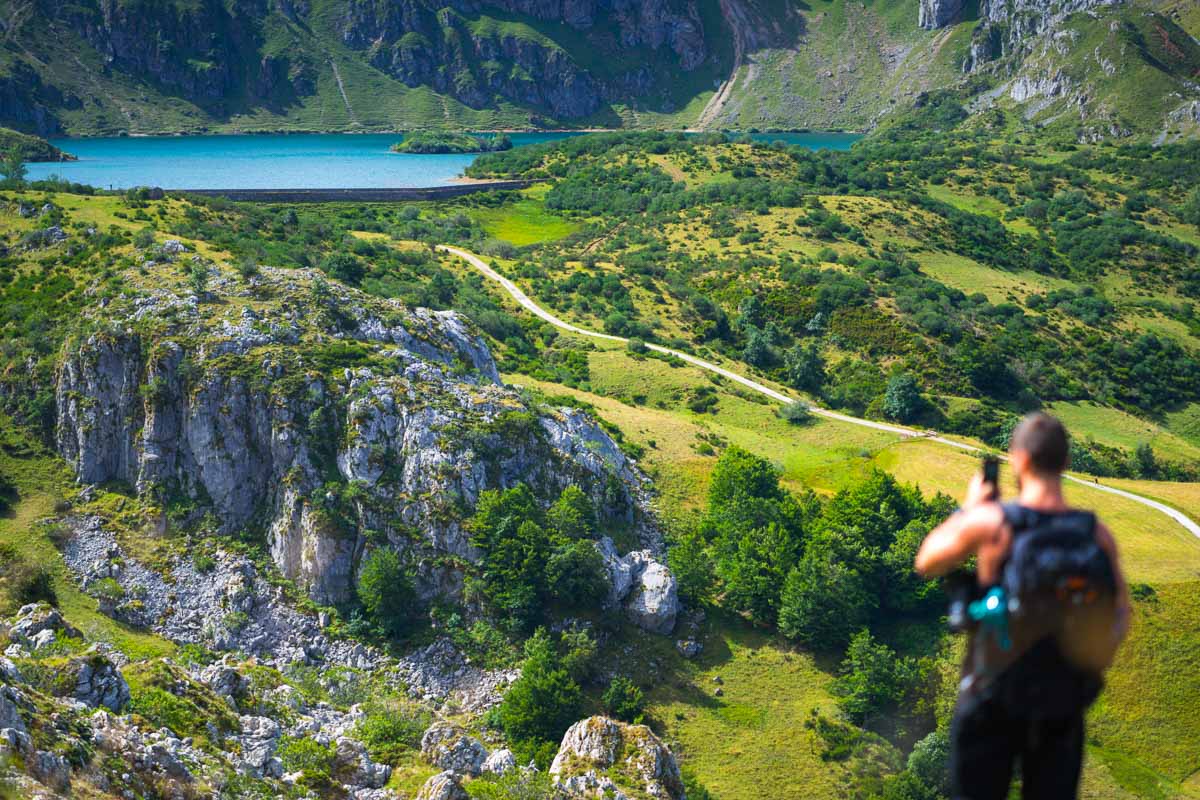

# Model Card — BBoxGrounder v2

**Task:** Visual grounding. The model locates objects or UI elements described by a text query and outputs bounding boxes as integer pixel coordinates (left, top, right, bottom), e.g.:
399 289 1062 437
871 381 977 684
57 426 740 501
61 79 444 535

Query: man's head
1009 412 1070 480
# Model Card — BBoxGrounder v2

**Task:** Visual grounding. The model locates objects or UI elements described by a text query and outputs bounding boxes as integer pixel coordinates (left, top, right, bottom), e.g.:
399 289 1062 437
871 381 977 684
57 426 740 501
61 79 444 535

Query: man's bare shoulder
961 501 1007 535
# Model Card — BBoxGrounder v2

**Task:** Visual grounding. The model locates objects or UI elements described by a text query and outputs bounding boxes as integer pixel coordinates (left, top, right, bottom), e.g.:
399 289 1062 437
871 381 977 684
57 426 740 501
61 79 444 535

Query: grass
916 251 1072 304
1089 582 1200 795
1049 401 1200 465
599 611 844 800
0 416 173 660
469 185 580 245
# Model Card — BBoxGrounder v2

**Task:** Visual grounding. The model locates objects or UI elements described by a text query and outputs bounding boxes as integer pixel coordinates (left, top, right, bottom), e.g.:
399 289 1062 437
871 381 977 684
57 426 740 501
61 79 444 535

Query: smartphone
982 456 1000 500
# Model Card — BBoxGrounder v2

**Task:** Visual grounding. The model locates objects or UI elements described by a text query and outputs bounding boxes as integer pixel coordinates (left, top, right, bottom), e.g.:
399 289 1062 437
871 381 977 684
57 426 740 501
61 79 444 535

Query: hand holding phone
982 456 1000 502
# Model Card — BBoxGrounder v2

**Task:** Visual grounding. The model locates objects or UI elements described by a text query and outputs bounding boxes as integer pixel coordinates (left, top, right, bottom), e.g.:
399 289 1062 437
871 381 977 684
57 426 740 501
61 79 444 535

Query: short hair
1010 412 1070 474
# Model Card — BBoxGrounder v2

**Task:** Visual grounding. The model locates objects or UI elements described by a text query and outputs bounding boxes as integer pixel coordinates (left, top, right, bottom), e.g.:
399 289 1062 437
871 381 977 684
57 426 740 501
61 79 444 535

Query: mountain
3 0 1198 139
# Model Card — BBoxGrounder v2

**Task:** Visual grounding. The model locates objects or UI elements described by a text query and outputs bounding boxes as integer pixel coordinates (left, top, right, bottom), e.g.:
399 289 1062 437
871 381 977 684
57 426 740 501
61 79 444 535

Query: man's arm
914 472 1006 578
1094 521 1131 642
914 502 1005 577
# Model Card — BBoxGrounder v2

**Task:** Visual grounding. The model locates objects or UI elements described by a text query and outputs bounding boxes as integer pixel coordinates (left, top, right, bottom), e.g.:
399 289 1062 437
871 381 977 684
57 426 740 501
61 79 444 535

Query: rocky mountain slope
1 0 1197 138
0 190 690 797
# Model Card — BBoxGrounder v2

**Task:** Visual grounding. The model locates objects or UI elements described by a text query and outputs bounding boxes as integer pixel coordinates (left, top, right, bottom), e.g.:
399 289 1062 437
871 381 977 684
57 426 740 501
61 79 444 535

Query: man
915 412 1130 800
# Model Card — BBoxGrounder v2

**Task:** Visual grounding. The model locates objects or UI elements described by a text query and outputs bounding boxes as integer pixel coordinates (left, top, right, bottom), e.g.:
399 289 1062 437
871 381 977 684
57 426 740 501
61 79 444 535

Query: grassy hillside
4 125 1200 797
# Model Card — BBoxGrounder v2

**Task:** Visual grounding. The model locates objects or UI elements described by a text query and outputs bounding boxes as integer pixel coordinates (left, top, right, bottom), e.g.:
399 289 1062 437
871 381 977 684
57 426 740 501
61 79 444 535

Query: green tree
470 485 551 630
496 629 582 764
785 342 826 395
707 446 785 509
1182 188 1200 231
883 373 923 423
357 549 417 637
1133 442 1158 479
832 630 909 725
907 730 951 796
0 149 26 186
546 540 609 609
188 262 209 296
602 676 645 723
322 252 365 285
742 327 775 367
547 485 596 539
668 530 717 606
717 522 797 625
737 294 766 331
778 548 869 649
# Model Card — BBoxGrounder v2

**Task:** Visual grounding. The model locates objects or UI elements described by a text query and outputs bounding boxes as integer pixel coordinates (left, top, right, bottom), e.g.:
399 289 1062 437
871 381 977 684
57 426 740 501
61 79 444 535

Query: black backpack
968 504 1119 717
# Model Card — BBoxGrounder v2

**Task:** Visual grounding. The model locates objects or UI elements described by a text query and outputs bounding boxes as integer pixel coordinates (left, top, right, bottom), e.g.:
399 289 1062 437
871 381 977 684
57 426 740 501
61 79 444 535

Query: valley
1 1 1200 795
1 112 1199 798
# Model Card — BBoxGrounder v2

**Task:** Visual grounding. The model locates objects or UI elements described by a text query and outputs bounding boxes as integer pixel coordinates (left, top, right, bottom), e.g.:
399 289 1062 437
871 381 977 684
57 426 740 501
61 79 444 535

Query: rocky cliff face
33 0 310 117
918 0 964 30
338 0 708 118
965 0 1122 69
54 259 653 606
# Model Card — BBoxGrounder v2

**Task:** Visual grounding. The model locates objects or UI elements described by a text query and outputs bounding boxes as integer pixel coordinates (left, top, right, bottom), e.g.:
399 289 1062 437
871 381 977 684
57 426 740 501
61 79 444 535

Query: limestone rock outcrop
55 267 650 607
918 0 963 29
550 716 685 800
420 722 489 776
597 537 680 634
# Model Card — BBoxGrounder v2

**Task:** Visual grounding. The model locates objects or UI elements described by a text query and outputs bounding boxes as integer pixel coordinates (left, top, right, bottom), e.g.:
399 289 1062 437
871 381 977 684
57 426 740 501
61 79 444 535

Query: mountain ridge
2 0 1198 141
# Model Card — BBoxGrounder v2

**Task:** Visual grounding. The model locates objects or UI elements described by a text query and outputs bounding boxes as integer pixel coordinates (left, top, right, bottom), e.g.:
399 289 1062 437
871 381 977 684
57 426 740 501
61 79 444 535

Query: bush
779 401 812 425
276 736 337 789
602 676 645 723
91 577 125 604
357 549 418 637
0 544 57 610
546 541 609 609
778 550 869 650
355 703 431 765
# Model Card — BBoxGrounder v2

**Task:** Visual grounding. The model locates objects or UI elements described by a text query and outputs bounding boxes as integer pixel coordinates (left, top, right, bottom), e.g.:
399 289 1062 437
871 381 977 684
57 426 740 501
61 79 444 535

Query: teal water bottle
968 586 1012 651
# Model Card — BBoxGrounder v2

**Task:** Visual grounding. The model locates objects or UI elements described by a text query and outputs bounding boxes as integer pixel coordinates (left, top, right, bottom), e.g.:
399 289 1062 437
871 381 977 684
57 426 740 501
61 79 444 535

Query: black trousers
949 691 1085 800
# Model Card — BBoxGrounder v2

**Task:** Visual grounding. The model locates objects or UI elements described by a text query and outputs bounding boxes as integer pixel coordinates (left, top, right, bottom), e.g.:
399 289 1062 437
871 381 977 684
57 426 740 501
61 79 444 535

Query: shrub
496 629 581 766
276 736 336 789
355 702 431 765
779 401 812 425
91 577 125 604
602 676 645 723
357 548 418 637
546 541 609 609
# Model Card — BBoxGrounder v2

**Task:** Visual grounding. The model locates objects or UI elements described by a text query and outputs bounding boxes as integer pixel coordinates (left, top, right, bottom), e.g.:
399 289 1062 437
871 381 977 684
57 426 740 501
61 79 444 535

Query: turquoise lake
26 131 862 190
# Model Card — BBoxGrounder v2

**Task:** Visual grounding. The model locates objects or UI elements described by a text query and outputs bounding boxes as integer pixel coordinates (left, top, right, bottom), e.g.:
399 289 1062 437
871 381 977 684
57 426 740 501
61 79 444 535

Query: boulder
334 736 391 788
70 652 130 711
11 604 80 640
30 749 71 792
238 715 281 775
482 747 517 775
625 557 679 635
550 717 684 800
596 539 680 635
420 722 489 776
0 685 28 734
415 770 469 800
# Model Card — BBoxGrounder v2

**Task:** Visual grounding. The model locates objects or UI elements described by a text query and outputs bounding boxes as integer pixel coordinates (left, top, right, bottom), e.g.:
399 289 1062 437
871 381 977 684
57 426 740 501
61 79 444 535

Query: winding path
438 245 1200 540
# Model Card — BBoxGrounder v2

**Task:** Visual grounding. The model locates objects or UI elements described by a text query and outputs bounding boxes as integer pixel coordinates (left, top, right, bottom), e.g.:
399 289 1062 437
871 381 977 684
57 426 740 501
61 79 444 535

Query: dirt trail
440 244 1200 540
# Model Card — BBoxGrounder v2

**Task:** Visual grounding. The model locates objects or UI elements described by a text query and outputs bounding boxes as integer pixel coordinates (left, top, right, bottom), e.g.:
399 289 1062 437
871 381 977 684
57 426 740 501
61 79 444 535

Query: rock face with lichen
918 0 963 29
54 266 660 608
550 716 685 799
